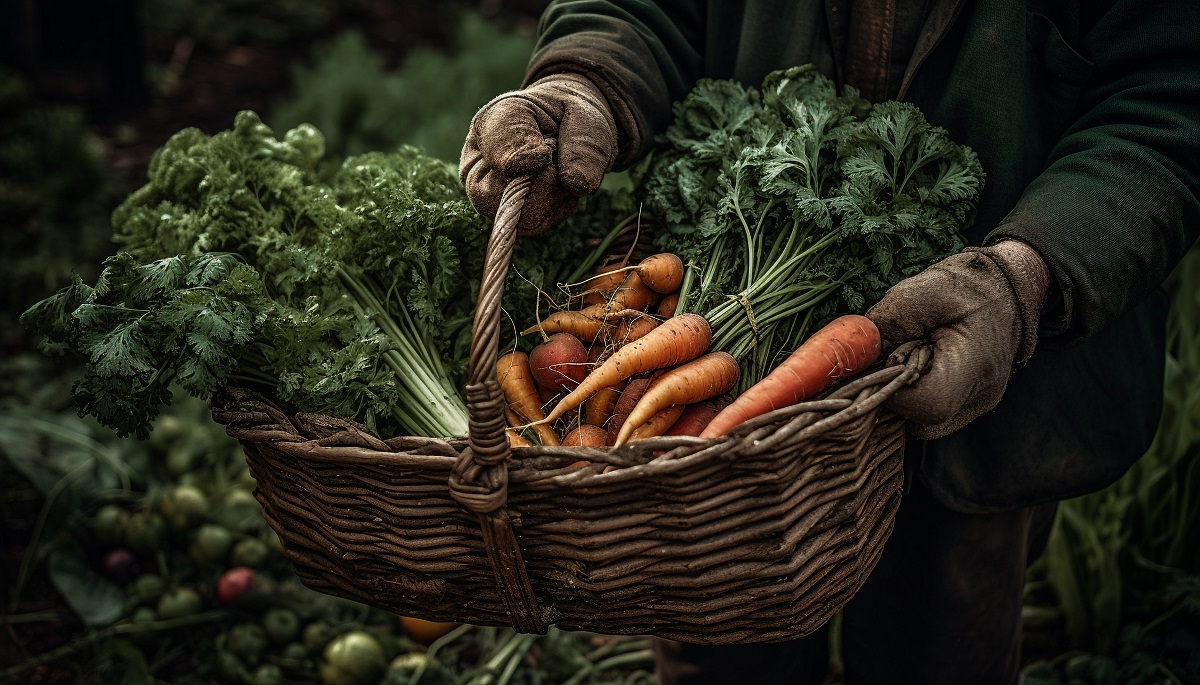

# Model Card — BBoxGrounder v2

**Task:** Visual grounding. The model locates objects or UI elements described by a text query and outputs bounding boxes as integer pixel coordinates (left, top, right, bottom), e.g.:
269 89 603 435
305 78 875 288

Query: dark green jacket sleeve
986 1 1200 347
524 0 705 167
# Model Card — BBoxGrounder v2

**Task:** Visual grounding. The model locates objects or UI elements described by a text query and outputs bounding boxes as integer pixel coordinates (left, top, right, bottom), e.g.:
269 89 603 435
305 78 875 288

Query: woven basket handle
448 177 549 634
449 176 530 512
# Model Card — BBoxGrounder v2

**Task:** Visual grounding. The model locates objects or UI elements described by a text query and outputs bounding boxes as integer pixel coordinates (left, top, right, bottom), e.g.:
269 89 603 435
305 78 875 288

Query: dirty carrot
655 293 680 319
506 426 533 448
635 252 685 294
538 313 713 426
581 262 629 307
611 315 659 348
521 308 610 341
624 404 687 443
606 376 651 445
603 271 658 314
665 395 733 437
584 381 625 428
496 350 562 447
614 351 740 446
699 314 881 439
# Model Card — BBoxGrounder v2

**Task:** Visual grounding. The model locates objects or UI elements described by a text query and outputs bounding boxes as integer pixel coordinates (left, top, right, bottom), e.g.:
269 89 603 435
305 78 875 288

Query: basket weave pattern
209 178 918 645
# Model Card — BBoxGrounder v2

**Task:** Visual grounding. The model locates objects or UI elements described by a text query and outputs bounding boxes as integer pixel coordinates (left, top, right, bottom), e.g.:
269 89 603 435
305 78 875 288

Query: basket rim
211 352 919 473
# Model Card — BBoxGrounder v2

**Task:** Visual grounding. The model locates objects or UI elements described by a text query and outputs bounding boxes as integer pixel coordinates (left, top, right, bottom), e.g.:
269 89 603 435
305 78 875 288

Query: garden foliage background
0 1 1196 683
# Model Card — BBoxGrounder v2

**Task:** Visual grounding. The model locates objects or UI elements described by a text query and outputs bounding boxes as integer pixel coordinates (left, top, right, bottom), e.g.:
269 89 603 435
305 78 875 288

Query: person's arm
985 1 1200 345
460 1 705 233
867 1 1199 440
524 0 706 166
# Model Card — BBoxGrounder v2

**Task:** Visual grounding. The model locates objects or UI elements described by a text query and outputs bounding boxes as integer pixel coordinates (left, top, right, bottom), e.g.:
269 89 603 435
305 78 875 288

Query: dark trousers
653 478 1057 685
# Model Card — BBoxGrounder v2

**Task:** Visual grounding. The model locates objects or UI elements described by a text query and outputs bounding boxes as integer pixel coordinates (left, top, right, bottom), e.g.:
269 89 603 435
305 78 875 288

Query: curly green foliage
21 253 269 437
112 112 330 289
638 65 983 386
25 112 489 439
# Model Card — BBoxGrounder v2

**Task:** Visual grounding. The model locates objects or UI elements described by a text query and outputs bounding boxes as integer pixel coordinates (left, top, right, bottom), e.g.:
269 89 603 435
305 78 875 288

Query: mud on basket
208 177 922 646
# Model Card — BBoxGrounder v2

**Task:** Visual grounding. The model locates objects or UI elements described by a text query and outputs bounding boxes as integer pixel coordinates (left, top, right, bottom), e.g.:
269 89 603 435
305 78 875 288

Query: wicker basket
209 178 923 645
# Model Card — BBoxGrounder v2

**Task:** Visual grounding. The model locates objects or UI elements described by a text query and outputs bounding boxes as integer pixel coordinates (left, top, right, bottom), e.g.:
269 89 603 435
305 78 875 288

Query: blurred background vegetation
0 1 1197 684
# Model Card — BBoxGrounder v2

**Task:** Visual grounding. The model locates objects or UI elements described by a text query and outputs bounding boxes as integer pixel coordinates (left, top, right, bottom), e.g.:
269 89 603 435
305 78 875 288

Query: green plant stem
335 266 469 436
425 622 474 663
0 610 230 682
463 630 537 685
9 460 91 609
21 417 132 492
494 633 536 685
561 649 656 685
563 211 642 287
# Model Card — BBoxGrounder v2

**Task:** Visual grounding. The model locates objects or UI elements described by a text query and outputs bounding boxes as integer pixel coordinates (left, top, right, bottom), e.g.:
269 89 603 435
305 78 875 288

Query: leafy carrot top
638 65 984 389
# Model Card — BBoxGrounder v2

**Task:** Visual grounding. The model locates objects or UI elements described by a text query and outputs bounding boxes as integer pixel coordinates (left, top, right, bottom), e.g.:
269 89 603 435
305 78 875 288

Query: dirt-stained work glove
460 73 619 235
865 240 1052 440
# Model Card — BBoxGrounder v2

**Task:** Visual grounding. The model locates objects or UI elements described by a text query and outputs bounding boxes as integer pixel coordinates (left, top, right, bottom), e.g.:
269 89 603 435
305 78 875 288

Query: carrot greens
22 112 487 439
640 66 984 388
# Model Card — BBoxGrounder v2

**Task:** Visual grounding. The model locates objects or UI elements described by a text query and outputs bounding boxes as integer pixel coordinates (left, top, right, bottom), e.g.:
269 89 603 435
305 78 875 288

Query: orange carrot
496 351 562 447
606 377 651 445
584 381 625 428
699 315 881 439
539 313 712 426
665 395 733 437
635 253 685 294
611 315 659 349
625 404 687 443
655 293 680 319
603 271 658 315
506 426 533 448
614 352 740 446
504 409 534 447
581 263 629 307
521 308 609 341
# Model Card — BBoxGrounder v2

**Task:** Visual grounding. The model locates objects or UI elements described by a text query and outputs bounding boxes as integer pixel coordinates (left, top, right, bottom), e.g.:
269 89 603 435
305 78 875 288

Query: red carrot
606 377 651 445
665 394 734 437
699 315 881 439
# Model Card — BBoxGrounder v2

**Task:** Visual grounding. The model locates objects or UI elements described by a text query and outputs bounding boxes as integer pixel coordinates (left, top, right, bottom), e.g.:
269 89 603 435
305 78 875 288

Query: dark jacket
524 0 1200 512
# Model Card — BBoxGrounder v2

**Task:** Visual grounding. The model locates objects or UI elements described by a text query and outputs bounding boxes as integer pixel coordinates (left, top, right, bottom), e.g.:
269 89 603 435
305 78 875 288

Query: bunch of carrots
497 251 883 455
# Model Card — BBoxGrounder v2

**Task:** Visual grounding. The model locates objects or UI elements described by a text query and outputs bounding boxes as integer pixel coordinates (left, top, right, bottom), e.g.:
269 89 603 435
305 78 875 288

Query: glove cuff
970 240 1052 366
527 72 607 106
525 66 644 168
